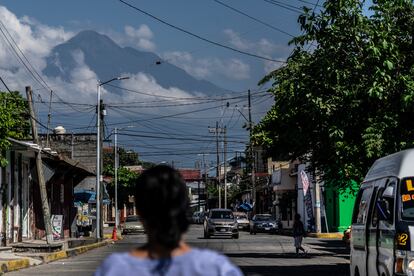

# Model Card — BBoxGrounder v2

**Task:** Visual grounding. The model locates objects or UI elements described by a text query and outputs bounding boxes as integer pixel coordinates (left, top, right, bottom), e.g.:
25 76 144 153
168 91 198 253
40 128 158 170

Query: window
371 181 395 227
126 216 139 222
353 187 373 224
400 178 414 220
254 215 272 221
210 211 234 219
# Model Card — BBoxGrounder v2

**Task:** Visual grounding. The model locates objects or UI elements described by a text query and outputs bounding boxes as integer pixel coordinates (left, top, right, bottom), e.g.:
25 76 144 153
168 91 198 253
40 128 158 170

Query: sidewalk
0 238 113 273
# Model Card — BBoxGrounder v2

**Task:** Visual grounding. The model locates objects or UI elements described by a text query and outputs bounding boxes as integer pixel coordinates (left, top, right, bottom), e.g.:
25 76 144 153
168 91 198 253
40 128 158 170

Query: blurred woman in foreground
95 165 242 276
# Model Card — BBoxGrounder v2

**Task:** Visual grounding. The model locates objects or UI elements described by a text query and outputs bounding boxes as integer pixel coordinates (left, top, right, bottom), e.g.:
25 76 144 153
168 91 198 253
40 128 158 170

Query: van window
372 181 396 226
400 178 414 220
353 187 373 224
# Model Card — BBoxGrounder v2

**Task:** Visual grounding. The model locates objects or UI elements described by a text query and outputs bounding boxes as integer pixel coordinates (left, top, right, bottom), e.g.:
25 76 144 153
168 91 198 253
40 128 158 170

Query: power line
118 0 286 63
118 132 246 144
213 0 295 38
106 83 267 101
262 0 303 13
0 20 85 114
0 76 11 92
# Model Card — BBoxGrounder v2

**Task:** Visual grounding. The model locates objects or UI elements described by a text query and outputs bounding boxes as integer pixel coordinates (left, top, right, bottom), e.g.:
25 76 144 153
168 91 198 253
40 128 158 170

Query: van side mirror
377 200 390 221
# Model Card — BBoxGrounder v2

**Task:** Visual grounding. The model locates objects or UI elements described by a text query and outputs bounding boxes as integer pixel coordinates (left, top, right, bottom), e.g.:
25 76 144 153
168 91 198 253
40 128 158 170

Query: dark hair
135 165 189 250
295 214 301 221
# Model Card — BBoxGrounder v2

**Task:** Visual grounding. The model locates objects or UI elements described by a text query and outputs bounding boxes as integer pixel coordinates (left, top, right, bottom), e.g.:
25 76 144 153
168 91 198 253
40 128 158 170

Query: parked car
122 215 144 234
192 211 204 224
233 212 250 230
204 209 239 239
249 214 281 234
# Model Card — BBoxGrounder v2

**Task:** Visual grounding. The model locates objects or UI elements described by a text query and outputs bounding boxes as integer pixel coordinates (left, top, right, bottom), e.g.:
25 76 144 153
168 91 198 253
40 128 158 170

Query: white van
351 149 414 276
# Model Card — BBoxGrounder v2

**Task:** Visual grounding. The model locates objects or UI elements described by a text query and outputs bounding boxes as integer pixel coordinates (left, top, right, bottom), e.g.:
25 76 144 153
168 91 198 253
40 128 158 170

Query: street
8 225 349 276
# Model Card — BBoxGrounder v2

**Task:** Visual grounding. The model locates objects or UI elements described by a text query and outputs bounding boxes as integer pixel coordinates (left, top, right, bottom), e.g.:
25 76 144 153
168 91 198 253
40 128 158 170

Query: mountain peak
43 30 226 95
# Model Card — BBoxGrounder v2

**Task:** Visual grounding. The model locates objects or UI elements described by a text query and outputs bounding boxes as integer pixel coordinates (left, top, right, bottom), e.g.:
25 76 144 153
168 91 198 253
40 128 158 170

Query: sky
0 0 320 167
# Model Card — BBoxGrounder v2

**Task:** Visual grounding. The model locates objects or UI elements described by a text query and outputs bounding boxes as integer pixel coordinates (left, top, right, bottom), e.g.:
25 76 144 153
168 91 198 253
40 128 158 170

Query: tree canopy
253 0 414 190
0 91 30 167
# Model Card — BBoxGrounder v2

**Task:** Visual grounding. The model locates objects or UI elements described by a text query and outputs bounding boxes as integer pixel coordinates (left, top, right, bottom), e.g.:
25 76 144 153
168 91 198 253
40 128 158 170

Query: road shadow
225 252 336 259
197 237 234 240
240 263 349 276
306 239 350 257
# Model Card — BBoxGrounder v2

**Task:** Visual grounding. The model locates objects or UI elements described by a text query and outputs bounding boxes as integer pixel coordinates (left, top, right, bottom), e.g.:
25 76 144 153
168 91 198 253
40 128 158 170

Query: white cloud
223 29 292 74
163 51 250 80
124 24 156 51
0 6 73 71
223 29 251 50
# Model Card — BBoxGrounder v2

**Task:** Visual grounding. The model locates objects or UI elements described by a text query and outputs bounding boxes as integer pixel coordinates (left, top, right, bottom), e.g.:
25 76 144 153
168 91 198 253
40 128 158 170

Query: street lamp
96 76 129 239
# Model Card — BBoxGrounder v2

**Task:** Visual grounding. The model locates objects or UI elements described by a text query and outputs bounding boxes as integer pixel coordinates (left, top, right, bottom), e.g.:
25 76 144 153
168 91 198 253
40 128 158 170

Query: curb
43 240 111 263
307 232 343 239
0 258 30 273
0 239 112 273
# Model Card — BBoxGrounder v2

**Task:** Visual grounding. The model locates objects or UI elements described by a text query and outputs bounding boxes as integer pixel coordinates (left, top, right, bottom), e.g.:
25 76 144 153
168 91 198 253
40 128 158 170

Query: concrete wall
39 133 97 172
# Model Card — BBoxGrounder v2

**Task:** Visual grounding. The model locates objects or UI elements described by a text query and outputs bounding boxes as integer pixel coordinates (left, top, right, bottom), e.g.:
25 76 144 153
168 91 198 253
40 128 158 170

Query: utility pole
216 121 221 209
46 90 53 148
96 77 128 240
315 173 322 233
71 132 74 159
209 123 227 209
208 122 221 208
26 86 53 244
248 89 256 213
223 126 228 209
203 154 208 208
96 83 102 239
114 128 119 230
198 153 209 211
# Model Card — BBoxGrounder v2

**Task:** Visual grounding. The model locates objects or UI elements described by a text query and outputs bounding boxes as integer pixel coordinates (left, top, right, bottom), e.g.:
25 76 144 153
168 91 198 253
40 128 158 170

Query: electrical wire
262 0 303 13
0 76 11 92
213 0 295 38
0 20 85 114
118 0 286 63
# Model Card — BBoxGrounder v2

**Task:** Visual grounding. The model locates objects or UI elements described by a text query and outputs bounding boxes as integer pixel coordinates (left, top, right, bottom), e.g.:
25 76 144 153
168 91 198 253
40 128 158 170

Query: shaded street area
8 225 349 276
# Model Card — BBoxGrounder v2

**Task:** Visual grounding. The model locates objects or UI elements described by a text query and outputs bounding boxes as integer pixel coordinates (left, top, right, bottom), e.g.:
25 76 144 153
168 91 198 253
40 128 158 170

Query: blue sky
0 0 320 166
1 0 308 90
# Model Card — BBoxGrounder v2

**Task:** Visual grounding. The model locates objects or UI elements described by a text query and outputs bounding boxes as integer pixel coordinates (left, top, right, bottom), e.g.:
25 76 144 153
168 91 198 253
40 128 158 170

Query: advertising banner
300 170 314 231
51 215 63 240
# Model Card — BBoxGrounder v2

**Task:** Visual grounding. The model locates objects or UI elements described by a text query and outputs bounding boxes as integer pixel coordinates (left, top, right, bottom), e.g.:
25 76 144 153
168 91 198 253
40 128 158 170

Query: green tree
253 0 414 190
103 147 139 167
104 166 139 206
0 91 29 166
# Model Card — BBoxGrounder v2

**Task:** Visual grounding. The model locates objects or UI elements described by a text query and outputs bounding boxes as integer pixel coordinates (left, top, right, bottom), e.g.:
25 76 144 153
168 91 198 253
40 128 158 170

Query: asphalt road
8 225 350 276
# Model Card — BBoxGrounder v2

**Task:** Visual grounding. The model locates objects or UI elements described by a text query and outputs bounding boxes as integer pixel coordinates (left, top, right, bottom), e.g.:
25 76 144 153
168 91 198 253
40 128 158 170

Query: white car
233 212 249 230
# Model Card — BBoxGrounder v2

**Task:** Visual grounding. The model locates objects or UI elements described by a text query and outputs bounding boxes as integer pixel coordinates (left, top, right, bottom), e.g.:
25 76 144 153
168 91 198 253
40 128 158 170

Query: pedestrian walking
293 214 307 256
95 165 242 276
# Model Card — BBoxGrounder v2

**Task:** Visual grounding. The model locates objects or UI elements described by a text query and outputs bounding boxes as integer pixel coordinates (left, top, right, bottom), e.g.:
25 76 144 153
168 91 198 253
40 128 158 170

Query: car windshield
126 216 139 222
235 214 247 219
211 211 234 219
401 178 414 220
255 215 272 221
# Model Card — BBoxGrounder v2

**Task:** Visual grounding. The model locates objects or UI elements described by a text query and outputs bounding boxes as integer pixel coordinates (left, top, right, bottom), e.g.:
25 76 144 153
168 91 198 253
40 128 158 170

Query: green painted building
324 183 358 232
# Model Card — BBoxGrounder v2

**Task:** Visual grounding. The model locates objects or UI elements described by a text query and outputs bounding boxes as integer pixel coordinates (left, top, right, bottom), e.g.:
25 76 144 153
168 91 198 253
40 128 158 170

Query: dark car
249 214 282 234
204 209 239 239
